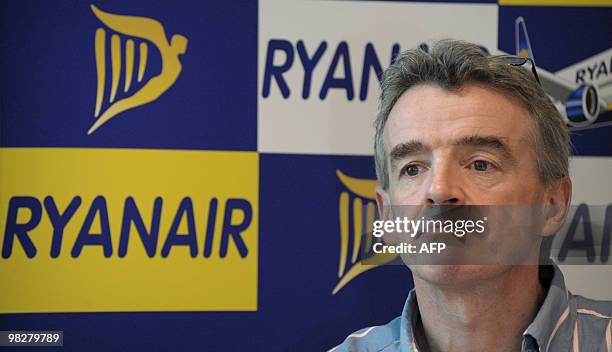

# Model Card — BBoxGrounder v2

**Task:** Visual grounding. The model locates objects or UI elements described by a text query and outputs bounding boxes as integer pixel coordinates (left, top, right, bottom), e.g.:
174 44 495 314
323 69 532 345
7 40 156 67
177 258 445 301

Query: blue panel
569 126 612 156
0 0 257 151
257 153 413 350
498 6 612 72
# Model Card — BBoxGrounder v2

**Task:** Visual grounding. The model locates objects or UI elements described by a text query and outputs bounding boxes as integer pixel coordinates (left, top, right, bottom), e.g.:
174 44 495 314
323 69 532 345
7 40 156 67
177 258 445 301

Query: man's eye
472 160 494 172
402 165 422 177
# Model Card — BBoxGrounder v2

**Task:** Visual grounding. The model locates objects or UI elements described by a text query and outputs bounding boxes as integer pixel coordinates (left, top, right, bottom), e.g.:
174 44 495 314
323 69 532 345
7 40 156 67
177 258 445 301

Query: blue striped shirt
330 264 612 352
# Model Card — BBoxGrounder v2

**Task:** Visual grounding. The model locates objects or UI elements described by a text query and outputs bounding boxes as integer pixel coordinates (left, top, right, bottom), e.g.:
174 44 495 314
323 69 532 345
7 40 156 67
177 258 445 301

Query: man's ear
375 186 390 220
542 177 572 237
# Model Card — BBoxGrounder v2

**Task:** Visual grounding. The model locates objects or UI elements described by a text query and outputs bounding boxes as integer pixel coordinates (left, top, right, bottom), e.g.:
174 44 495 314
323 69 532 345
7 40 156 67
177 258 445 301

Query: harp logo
89 5 188 134
333 170 397 294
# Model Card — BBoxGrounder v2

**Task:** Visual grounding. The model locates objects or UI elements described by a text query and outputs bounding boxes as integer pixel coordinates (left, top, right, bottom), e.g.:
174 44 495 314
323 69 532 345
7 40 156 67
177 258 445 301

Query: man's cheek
467 179 523 203
391 189 423 205
497 182 543 204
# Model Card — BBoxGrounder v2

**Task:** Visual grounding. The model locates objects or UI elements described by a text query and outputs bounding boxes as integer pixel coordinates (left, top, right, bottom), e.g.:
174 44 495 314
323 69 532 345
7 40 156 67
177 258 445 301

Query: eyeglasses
497 55 541 86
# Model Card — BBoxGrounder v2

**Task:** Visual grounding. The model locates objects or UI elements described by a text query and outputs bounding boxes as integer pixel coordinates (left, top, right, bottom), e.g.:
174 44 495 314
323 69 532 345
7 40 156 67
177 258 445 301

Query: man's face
377 83 550 286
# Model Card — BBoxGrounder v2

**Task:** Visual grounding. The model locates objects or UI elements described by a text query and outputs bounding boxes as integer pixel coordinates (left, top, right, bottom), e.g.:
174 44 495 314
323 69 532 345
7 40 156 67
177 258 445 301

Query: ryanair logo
333 170 396 295
89 5 188 134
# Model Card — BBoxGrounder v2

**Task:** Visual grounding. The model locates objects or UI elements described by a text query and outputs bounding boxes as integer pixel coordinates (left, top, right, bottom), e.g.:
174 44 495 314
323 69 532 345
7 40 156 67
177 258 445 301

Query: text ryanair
2 196 252 259
262 40 401 101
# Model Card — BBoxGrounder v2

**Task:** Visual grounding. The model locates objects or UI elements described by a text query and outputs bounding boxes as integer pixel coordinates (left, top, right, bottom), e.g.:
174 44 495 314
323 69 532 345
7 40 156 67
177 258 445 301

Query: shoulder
571 295 612 322
570 293 612 340
328 316 403 352
571 293 612 320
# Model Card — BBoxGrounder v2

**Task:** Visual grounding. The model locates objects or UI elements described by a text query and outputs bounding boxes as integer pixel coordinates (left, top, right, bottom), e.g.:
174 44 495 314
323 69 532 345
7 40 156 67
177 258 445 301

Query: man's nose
425 161 464 205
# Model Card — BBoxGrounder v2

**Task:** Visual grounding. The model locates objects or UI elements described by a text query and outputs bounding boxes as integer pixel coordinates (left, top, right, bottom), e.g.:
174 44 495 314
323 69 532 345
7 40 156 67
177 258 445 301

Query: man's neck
413 266 546 352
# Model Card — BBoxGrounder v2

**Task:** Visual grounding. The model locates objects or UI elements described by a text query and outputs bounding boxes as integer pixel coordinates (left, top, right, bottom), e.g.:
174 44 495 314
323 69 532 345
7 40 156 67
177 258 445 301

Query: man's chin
408 264 509 287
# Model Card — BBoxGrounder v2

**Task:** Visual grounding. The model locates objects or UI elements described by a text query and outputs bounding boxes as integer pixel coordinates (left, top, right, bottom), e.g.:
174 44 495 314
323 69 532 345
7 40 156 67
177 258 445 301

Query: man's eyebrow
452 135 514 161
389 140 428 171
387 136 516 172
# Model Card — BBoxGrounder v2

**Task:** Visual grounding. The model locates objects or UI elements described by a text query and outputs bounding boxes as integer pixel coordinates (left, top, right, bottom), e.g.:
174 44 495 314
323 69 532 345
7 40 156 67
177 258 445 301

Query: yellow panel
0 148 258 313
500 0 612 6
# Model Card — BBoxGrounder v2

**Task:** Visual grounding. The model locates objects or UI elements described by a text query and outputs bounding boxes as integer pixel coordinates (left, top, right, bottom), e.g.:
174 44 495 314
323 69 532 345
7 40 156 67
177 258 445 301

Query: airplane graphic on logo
333 170 396 295
513 17 612 129
89 5 188 135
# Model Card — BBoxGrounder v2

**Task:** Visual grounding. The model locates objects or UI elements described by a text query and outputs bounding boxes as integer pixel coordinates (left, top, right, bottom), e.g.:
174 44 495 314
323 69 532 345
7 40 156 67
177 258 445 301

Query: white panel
568 156 612 204
561 156 612 300
258 0 498 155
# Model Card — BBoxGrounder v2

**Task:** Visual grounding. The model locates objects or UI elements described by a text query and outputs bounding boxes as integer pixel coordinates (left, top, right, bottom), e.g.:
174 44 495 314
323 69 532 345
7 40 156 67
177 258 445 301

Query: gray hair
374 39 570 190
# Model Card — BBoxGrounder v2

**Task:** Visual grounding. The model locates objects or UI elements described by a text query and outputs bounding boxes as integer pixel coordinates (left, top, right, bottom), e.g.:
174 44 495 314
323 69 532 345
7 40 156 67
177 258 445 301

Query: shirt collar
399 288 419 351
523 263 573 352
400 263 572 352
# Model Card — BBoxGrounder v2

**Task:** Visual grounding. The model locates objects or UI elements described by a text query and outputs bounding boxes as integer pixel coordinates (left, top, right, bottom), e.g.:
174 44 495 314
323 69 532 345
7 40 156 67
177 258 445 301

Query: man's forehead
384 83 532 150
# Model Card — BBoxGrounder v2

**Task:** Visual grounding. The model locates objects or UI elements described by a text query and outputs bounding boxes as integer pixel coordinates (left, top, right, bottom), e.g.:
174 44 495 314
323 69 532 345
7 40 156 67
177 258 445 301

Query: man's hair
374 39 570 190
